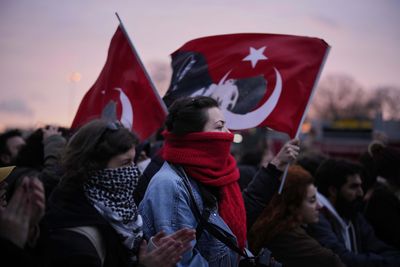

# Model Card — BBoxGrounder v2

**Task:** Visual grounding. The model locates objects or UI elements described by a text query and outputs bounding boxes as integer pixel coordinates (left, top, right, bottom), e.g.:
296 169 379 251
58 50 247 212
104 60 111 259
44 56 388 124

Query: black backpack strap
195 207 211 240
172 164 250 258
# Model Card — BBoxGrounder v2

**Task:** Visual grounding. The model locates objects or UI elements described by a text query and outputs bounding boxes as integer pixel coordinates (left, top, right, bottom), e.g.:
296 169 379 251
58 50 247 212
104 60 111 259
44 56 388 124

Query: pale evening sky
0 0 399 130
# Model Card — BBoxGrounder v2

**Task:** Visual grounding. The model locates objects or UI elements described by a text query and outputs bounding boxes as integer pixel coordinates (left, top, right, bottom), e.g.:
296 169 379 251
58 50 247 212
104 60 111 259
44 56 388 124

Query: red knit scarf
162 131 247 249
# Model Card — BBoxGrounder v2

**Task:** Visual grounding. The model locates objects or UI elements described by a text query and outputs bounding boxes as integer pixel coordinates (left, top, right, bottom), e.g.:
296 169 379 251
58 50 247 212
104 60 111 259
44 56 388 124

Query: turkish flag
71 26 167 141
163 33 329 138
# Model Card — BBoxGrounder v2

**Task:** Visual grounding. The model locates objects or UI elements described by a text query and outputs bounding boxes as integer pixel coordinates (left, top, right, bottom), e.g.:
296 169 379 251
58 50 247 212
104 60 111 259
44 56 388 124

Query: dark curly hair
165 96 219 135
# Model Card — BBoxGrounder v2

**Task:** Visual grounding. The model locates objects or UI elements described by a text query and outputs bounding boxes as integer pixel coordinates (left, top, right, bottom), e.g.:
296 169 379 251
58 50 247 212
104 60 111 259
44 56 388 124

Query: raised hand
270 139 300 171
28 177 45 227
42 125 61 142
0 177 31 248
27 176 45 246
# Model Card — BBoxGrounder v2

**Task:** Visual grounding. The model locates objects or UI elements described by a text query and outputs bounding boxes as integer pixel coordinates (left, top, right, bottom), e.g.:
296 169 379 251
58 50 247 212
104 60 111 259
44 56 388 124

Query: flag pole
114 12 168 115
278 45 331 194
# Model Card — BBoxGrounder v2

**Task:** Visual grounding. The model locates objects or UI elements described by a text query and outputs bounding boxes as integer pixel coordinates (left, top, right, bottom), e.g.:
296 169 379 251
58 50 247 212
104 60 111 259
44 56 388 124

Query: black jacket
39 183 134 267
307 208 400 267
365 184 400 250
242 163 282 230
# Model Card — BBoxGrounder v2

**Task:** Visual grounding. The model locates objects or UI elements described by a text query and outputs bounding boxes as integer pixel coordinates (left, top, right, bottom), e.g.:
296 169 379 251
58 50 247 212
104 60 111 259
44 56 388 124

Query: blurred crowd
1 96 399 267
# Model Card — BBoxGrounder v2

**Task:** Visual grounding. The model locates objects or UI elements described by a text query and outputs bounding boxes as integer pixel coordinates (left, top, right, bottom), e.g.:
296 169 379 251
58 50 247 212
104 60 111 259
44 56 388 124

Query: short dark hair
315 158 362 197
0 129 23 156
165 96 219 135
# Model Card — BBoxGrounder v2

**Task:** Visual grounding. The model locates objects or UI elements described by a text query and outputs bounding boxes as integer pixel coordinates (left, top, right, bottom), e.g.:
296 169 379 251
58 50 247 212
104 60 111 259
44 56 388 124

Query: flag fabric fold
71 26 167 141
163 33 329 138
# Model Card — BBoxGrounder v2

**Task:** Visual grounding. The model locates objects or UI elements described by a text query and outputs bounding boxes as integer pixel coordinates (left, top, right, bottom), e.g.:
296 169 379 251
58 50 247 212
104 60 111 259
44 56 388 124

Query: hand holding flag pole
277 46 331 194
270 138 300 171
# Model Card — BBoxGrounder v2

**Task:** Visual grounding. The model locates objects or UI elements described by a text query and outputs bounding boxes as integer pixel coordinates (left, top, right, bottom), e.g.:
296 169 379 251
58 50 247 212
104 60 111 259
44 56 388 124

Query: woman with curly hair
249 165 345 267
139 96 299 267
41 119 194 267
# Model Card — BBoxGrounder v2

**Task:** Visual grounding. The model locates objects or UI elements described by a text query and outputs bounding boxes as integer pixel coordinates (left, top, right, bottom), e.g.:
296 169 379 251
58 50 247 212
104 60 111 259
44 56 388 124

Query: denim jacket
139 161 239 267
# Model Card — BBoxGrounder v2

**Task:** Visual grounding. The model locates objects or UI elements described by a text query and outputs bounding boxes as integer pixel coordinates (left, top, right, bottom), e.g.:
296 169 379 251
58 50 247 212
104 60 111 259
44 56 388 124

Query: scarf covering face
162 131 247 249
84 164 143 253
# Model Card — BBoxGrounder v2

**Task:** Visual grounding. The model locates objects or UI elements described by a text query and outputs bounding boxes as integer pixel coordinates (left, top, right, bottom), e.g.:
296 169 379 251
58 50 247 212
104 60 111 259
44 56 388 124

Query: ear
328 186 337 203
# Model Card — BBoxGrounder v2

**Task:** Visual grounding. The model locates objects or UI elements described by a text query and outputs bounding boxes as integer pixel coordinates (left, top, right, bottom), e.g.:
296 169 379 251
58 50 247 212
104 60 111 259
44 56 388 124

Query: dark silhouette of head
370 144 400 188
0 129 25 167
296 153 327 178
15 129 44 170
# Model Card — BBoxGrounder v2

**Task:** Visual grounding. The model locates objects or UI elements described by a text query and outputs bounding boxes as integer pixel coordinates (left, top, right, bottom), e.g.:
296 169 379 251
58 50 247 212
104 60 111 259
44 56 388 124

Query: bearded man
307 158 400 267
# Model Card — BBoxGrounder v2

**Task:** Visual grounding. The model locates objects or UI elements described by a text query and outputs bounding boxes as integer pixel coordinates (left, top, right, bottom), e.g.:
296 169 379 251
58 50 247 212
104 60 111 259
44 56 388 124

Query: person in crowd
139 96 299 267
41 119 195 267
0 129 26 167
0 166 46 266
358 140 386 203
237 149 264 190
133 130 166 205
16 125 67 198
237 143 278 191
16 125 67 169
249 165 345 267
364 144 400 249
133 152 165 206
296 152 327 178
134 140 152 174
307 158 400 267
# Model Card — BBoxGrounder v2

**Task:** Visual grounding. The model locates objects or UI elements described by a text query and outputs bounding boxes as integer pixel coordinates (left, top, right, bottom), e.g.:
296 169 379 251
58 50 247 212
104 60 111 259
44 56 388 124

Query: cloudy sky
0 0 399 130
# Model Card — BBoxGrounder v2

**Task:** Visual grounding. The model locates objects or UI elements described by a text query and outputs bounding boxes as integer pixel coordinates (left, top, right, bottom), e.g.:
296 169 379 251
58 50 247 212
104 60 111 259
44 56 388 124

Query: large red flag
71 26 167 141
163 33 329 138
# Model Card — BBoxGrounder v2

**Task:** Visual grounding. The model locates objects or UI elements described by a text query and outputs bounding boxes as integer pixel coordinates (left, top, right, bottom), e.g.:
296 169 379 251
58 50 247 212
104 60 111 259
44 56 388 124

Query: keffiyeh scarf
84 164 143 253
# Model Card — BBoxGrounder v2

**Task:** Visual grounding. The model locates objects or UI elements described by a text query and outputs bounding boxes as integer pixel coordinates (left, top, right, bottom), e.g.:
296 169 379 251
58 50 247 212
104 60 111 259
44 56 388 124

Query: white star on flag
242 46 268 68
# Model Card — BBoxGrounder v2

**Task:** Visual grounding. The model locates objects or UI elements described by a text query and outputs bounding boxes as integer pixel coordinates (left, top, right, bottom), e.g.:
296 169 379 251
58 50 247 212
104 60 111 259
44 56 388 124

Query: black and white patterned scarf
84 164 143 253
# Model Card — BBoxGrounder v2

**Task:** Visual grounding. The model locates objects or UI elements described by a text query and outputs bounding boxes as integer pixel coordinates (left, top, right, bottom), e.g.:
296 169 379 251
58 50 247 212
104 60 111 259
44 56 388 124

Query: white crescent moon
224 68 282 129
114 88 133 129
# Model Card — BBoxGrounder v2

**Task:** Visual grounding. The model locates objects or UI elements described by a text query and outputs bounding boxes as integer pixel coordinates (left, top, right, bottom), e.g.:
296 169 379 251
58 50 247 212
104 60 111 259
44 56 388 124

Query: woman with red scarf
139 96 299 267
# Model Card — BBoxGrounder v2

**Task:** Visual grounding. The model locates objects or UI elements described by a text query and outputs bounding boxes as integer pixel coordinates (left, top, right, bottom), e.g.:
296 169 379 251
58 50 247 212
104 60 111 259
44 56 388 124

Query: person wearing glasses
41 119 195 267
139 96 299 267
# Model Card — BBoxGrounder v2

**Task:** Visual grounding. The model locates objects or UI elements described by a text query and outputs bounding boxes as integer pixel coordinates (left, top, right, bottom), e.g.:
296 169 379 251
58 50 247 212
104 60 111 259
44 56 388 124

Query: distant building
233 115 400 162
